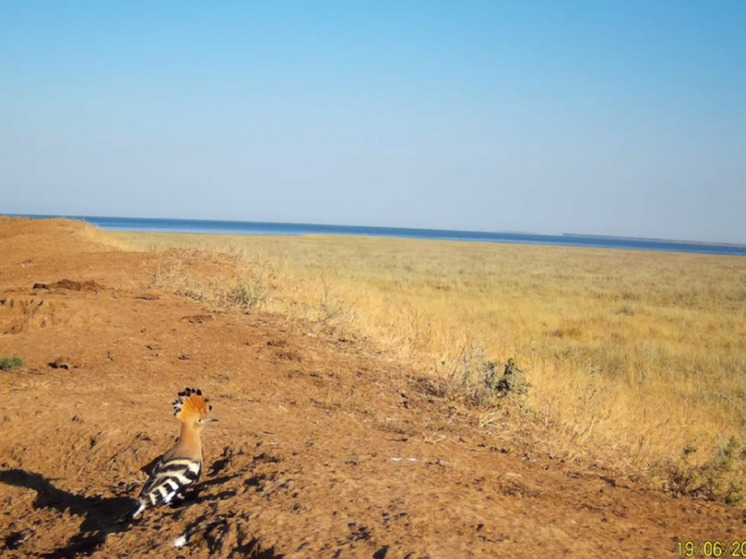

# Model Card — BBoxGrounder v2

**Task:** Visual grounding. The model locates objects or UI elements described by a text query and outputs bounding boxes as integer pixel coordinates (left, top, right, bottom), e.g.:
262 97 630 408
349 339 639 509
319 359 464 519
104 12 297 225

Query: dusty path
0 218 742 558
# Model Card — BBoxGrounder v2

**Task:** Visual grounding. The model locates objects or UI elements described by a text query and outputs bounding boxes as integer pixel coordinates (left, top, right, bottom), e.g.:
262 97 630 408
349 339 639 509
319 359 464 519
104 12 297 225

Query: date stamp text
677 541 746 558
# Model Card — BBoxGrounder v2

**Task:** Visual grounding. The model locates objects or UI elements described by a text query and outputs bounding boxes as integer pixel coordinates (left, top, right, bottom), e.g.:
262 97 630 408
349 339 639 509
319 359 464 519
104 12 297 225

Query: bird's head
172 387 217 429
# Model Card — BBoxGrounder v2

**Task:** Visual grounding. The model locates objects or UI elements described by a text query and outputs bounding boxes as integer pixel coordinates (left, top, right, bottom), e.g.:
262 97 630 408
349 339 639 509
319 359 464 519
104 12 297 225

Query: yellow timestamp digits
678 540 746 558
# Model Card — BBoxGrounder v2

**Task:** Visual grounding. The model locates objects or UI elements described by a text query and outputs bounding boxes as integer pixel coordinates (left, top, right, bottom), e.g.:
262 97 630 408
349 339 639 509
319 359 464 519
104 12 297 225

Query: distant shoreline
4 213 745 257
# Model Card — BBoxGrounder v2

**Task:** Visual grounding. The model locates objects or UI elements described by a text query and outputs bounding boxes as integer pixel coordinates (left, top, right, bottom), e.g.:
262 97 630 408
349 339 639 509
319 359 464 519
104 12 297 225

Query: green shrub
0 356 23 371
485 358 530 398
668 436 746 505
448 348 530 405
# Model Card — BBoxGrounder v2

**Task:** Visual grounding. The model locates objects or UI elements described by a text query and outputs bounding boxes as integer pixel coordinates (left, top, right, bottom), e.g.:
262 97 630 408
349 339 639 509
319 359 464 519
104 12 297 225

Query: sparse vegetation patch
668 437 746 505
486 358 530 398
0 356 23 371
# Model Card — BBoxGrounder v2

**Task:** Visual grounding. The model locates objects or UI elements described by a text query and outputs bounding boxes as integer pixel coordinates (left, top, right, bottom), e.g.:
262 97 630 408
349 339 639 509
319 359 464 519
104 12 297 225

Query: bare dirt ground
0 217 743 558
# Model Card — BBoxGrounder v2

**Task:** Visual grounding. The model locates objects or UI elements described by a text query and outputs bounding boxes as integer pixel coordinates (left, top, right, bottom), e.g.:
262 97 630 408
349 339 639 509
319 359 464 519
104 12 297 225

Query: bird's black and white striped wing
132 457 202 518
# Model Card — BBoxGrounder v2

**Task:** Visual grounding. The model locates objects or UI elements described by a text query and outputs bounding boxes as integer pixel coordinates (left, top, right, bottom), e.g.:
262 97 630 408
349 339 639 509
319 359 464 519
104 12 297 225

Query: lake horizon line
4 213 745 257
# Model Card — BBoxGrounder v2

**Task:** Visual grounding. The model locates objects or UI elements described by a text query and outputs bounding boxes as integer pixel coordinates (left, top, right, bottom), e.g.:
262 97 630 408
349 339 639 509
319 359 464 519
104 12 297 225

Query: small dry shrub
0 356 23 372
485 358 530 398
667 436 746 505
447 342 529 405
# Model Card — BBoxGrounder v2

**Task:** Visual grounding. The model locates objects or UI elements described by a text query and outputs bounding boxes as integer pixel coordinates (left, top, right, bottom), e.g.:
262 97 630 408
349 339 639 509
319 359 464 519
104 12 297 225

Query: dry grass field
112 231 746 500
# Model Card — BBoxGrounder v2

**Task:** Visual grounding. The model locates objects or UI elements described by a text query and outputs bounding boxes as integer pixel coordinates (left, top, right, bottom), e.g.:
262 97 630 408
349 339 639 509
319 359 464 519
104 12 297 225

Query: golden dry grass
110 230 746 486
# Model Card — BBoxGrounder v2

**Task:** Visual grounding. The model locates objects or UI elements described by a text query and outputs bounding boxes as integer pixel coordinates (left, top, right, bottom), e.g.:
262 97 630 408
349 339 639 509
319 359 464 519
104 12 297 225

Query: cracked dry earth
0 218 743 558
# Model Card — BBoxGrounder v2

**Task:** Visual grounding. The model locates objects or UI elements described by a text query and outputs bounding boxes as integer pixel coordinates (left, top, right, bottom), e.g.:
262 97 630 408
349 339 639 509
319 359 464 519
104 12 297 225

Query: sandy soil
0 217 743 558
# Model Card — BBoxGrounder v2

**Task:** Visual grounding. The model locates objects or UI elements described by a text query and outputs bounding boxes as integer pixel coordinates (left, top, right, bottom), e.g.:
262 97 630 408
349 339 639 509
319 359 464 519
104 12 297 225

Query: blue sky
1 1 745 242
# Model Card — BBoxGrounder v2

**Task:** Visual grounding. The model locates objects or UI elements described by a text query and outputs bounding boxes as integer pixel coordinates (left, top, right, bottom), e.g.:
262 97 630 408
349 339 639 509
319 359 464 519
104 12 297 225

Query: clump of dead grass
148 248 281 311
67 219 131 251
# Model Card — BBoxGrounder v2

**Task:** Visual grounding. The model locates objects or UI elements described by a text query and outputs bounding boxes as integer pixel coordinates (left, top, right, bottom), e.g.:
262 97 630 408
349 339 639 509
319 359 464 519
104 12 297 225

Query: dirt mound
0 218 742 558
32 280 107 293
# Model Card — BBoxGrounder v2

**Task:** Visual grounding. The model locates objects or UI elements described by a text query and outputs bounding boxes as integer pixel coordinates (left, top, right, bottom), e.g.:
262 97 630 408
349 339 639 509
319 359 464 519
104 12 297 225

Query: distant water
8 214 746 256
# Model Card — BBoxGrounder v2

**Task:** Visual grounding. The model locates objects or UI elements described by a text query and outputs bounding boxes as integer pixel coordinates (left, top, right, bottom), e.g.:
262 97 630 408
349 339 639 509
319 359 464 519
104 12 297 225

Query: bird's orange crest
172 387 213 422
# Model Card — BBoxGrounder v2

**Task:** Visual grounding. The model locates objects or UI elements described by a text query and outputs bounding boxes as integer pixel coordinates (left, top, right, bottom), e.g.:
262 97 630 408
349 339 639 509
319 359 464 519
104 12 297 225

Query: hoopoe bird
132 387 217 519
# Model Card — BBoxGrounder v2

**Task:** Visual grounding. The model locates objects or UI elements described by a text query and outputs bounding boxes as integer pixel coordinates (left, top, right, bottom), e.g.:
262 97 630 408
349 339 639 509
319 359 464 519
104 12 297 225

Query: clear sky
1 1 745 243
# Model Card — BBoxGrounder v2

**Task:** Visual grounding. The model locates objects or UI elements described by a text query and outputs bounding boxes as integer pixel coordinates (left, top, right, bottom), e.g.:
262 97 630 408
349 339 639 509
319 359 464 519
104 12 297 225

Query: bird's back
133 446 203 518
